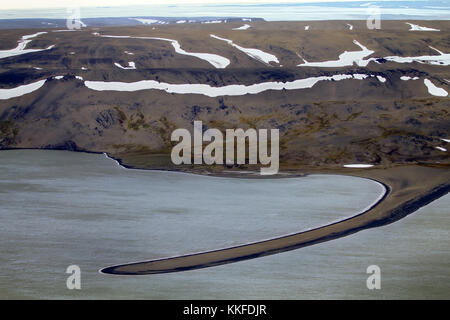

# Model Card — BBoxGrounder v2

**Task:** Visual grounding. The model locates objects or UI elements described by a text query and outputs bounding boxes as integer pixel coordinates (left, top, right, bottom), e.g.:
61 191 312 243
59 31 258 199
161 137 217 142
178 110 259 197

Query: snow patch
210 34 279 65
298 40 374 67
400 76 419 81
84 73 371 97
343 164 374 168
0 80 46 100
0 32 54 59
233 24 250 30
406 23 440 31
424 79 448 97
114 61 136 70
100 34 230 69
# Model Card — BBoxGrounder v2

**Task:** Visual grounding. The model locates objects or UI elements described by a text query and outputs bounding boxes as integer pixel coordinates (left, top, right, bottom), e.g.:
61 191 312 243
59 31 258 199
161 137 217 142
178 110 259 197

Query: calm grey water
1 1 449 20
0 150 448 299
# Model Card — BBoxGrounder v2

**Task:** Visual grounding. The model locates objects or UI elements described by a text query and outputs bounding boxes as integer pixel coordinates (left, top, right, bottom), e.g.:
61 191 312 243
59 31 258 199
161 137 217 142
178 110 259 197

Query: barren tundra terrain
0 20 449 172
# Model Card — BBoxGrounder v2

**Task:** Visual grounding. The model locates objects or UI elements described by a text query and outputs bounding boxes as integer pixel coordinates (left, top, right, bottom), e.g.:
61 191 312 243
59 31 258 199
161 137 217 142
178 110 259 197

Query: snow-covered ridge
4 73 376 100
0 32 54 59
1 72 446 100
300 42 450 68
406 23 440 31
383 46 450 66
84 73 373 97
210 34 279 65
97 33 230 69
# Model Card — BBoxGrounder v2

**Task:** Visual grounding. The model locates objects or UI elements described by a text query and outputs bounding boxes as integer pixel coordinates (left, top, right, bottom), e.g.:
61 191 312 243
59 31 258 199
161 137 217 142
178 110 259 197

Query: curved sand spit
100 165 450 275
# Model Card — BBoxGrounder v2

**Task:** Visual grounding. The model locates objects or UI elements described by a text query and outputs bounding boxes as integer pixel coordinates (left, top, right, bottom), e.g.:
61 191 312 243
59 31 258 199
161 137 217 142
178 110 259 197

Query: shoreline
1 148 448 275
100 165 449 275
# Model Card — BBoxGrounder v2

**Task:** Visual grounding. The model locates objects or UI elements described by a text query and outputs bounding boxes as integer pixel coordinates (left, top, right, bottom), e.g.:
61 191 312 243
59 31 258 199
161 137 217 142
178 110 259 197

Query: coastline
87 151 448 275
1 148 448 275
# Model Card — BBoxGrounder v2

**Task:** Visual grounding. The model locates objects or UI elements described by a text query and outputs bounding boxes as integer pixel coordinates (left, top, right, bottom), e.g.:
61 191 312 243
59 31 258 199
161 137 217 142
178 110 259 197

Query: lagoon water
0 150 448 299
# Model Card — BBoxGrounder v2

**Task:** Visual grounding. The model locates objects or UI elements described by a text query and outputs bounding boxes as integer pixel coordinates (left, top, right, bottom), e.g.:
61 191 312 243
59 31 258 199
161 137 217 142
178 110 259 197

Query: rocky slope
0 20 449 171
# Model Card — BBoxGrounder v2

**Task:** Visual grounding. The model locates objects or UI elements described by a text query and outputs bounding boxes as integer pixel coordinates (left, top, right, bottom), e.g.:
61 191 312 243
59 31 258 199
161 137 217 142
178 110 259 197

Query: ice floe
233 24 251 30
424 79 448 97
114 61 136 70
343 164 374 168
406 23 440 31
0 80 46 100
99 34 230 69
0 32 54 59
84 73 371 97
210 34 279 65
298 40 374 67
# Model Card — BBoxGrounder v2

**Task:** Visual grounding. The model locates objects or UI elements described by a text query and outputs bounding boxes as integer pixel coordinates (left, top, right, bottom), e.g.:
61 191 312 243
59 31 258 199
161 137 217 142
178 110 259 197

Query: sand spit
100 166 450 275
